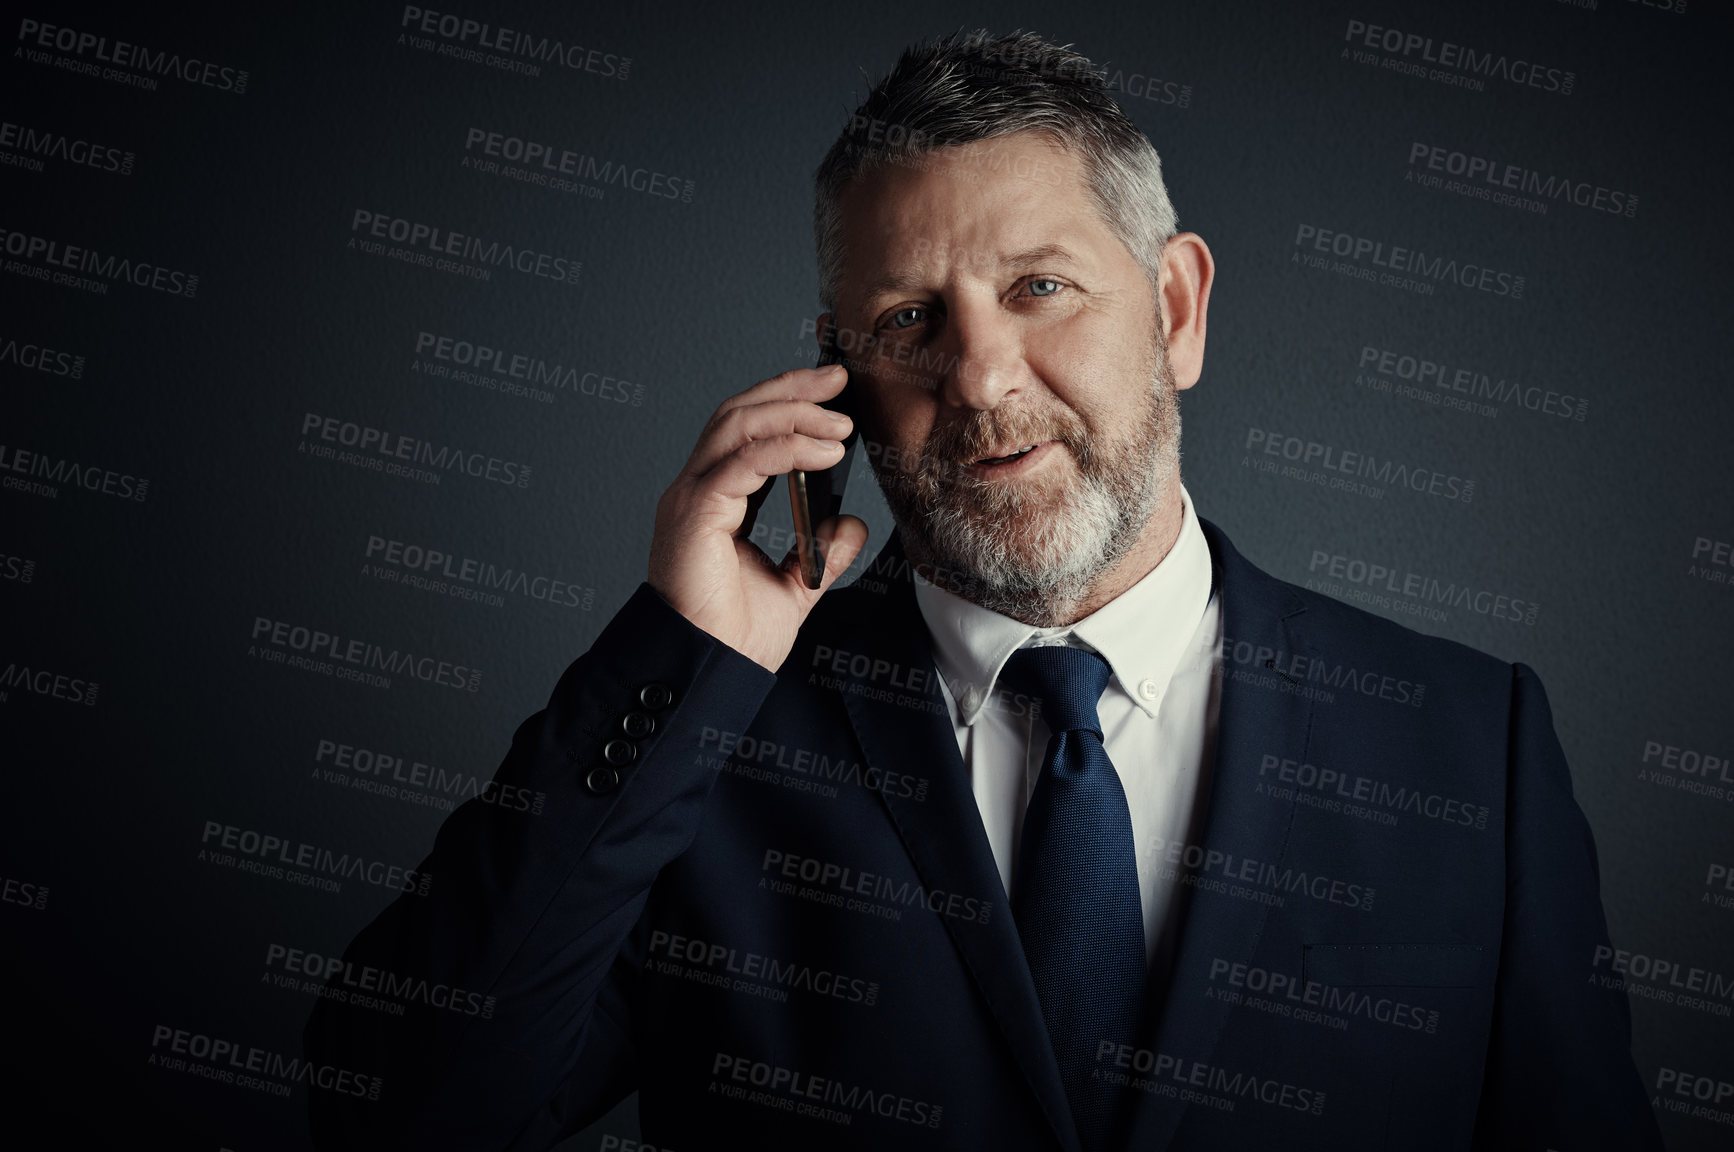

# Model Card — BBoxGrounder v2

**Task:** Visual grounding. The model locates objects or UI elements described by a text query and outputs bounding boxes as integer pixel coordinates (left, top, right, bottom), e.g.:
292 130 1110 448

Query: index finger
708 363 847 426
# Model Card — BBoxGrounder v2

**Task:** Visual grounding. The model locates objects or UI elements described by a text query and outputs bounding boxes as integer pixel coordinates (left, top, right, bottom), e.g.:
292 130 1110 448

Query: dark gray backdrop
3 0 1730 1147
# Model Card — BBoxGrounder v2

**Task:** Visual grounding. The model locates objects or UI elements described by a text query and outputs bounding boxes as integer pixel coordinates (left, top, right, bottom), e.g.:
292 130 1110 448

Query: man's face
830 131 1184 623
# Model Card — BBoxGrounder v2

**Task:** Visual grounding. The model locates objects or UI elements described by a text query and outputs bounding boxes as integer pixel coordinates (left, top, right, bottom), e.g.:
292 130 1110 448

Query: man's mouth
973 443 1041 466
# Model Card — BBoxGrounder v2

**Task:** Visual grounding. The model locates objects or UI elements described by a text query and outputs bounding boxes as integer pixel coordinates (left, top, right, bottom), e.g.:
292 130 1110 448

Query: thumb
812 514 869 593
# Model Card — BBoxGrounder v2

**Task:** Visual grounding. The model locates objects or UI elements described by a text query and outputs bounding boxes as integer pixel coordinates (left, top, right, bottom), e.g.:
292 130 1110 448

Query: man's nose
940 303 1026 411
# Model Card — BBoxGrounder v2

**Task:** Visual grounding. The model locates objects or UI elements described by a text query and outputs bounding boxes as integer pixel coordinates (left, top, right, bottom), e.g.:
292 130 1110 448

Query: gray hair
813 28 1179 315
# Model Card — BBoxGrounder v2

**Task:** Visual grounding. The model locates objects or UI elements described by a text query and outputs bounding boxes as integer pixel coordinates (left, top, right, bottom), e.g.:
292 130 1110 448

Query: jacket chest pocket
1300 943 1491 1152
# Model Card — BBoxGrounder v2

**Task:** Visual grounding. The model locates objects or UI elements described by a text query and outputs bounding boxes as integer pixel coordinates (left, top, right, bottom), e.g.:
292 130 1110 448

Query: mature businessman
306 29 1661 1151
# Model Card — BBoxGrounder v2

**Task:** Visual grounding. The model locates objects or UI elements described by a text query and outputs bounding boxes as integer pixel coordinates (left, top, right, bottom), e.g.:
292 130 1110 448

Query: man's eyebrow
1001 243 1081 268
858 243 1084 302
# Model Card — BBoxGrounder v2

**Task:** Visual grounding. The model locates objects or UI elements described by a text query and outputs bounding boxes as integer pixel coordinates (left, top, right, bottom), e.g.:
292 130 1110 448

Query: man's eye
889 307 926 329
1026 278 1063 297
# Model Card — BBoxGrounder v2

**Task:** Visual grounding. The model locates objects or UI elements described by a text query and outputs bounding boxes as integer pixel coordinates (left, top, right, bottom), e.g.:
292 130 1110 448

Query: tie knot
997 644 1111 738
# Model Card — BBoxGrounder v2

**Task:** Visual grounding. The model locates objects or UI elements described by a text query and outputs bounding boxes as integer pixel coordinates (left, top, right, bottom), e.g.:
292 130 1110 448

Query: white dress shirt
912 484 1223 968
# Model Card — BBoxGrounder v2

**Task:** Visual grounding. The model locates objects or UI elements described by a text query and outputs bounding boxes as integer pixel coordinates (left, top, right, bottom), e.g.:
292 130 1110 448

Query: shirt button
962 687 981 713
1139 678 1159 701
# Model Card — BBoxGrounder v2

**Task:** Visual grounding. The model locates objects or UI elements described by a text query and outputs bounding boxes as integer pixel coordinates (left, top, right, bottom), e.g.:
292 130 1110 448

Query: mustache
923 407 1091 472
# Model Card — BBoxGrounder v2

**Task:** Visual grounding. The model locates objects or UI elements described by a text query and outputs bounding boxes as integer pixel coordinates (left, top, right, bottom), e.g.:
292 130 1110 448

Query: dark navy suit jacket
305 519 1662 1150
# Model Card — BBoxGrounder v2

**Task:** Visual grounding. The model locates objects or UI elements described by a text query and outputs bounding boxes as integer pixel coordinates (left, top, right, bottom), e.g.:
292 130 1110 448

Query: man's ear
1157 233 1214 392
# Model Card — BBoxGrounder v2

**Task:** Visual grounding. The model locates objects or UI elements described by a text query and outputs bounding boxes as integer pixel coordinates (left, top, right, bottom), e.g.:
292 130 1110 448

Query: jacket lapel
826 519 1315 1152
834 529 1084 1152
1117 518 1314 1151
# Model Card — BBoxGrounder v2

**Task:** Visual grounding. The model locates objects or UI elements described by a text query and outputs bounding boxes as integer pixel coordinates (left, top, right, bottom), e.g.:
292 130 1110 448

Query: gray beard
868 340 1182 627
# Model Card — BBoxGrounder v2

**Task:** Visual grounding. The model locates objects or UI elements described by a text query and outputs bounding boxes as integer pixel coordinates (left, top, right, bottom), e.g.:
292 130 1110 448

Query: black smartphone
788 319 860 589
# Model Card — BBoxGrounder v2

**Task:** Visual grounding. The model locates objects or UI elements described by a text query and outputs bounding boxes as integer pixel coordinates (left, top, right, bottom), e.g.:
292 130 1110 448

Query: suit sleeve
303 582 778 1150
1470 663 1664 1150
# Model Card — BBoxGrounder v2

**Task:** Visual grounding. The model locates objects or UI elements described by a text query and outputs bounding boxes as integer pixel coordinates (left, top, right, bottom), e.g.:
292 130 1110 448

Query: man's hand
648 364 869 672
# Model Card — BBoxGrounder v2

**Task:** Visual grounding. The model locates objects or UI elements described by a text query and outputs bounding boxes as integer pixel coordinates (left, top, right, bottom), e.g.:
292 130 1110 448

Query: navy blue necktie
1001 644 1146 1151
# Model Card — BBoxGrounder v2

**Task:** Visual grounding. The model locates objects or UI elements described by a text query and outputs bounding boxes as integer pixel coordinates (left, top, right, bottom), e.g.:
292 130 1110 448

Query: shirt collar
912 484 1214 724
